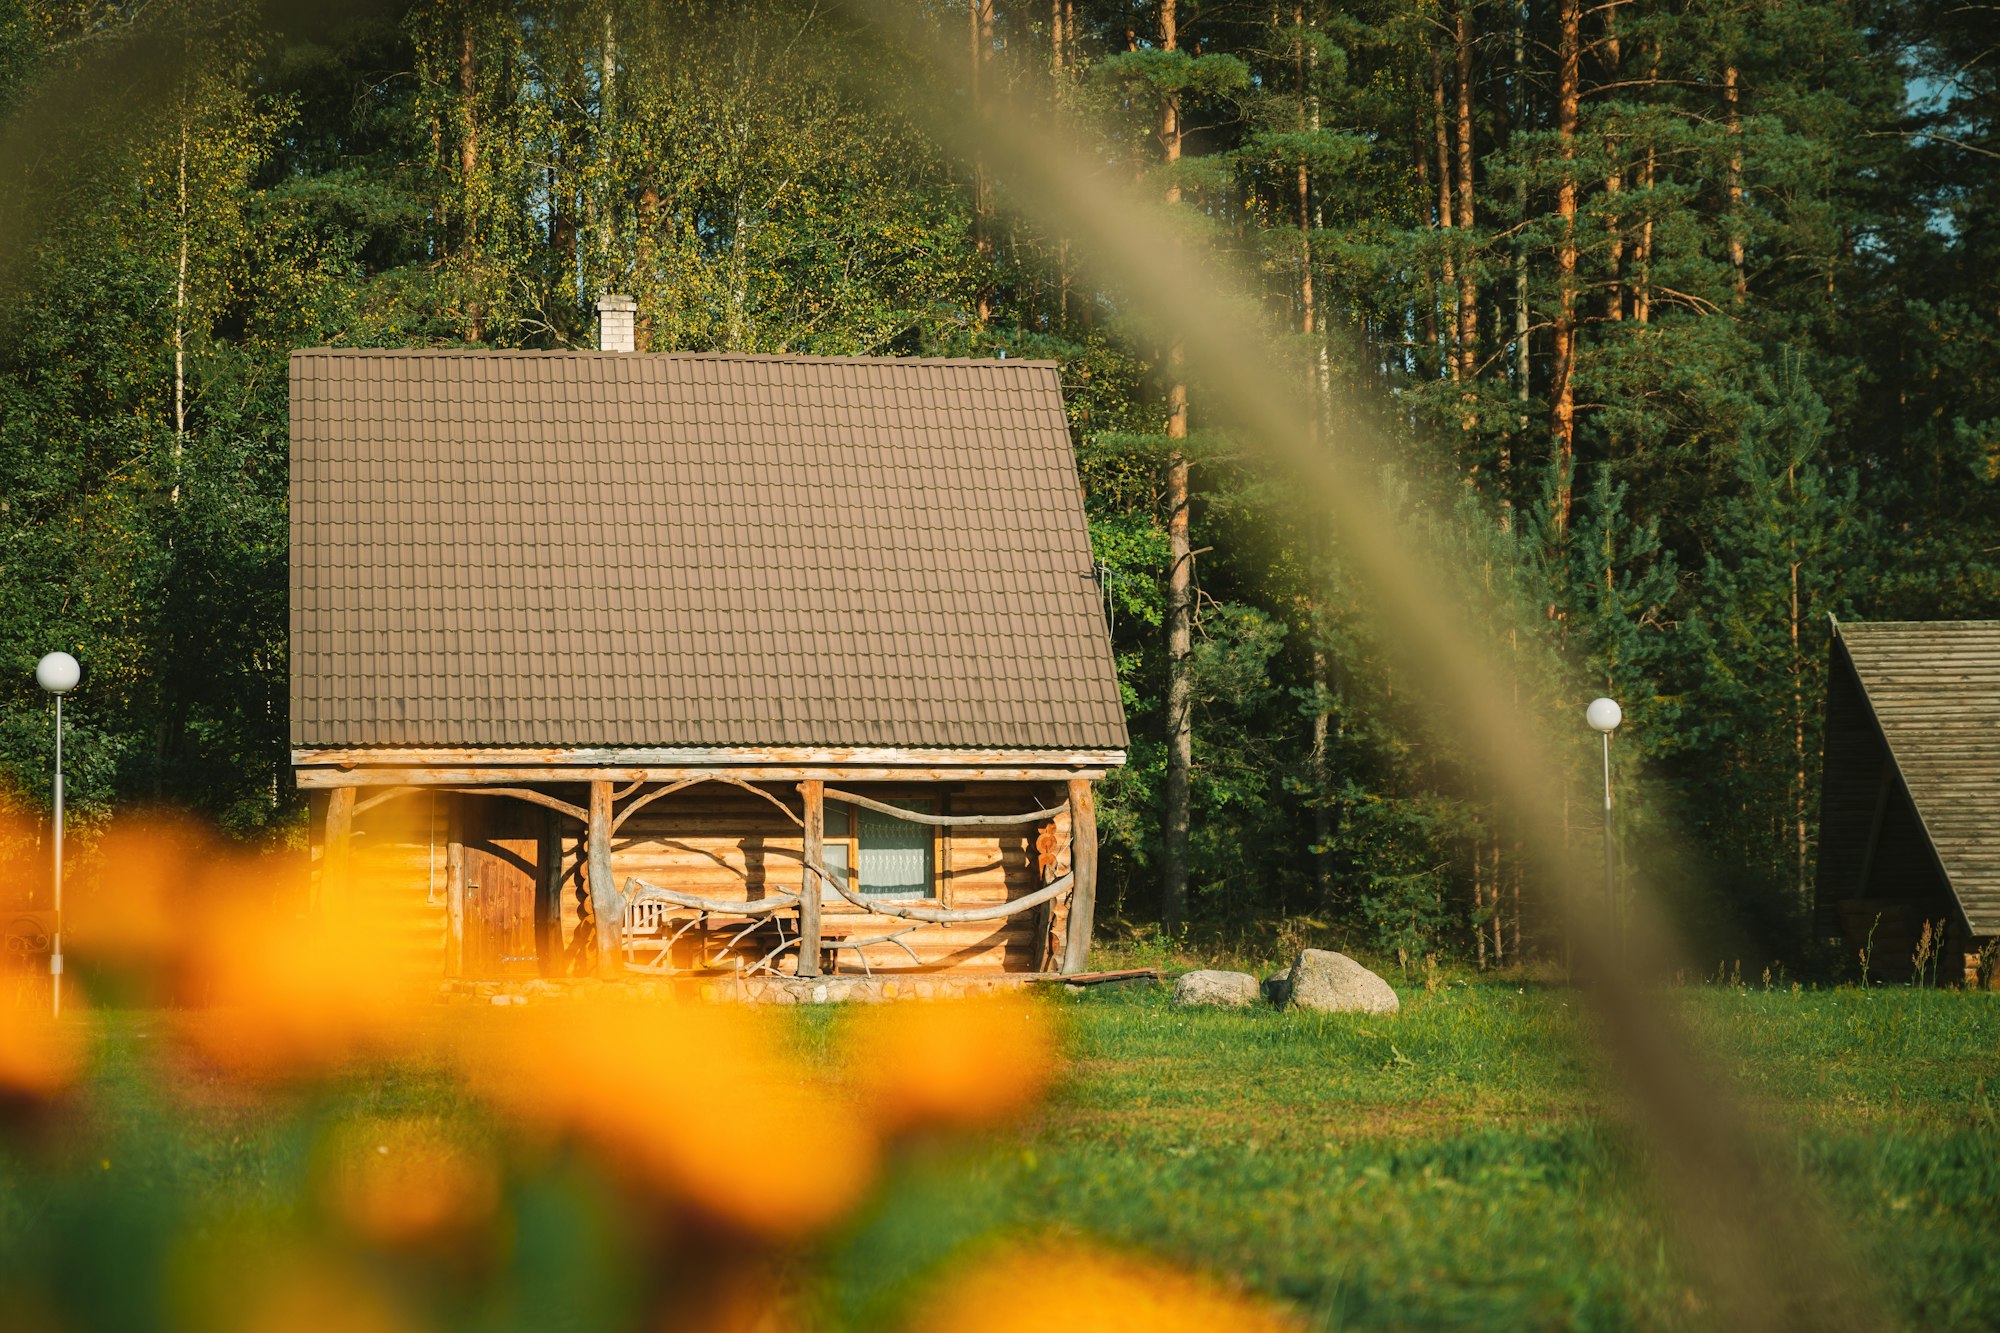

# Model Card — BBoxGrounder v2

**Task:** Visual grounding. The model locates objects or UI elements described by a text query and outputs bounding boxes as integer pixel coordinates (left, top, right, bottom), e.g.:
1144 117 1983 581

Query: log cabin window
824 798 937 901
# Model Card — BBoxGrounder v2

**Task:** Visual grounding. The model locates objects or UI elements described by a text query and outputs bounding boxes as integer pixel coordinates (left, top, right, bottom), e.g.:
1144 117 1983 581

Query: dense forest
0 0 1993 967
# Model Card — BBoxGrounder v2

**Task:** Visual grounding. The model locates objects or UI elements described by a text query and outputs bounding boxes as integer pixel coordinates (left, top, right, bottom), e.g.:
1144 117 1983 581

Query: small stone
812 983 829 1004
489 994 513 1006
1169 969 1261 1008
1286 950 1399 1015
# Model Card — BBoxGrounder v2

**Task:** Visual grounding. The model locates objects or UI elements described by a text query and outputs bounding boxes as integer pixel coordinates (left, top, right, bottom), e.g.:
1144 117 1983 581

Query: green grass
5 981 1998 1330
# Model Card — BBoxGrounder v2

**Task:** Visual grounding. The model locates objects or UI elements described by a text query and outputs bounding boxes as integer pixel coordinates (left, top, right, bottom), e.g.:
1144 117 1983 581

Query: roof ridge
290 347 1062 369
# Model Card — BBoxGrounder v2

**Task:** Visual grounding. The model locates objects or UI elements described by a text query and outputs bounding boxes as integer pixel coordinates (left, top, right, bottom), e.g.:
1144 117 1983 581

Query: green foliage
0 0 1992 968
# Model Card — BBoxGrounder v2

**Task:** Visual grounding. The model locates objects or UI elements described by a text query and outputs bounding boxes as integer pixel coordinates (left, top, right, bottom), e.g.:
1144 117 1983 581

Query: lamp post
36 651 79 1018
1586 697 1622 937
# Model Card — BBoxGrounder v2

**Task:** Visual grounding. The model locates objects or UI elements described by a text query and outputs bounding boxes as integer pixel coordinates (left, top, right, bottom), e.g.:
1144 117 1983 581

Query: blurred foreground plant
0 812 1299 1331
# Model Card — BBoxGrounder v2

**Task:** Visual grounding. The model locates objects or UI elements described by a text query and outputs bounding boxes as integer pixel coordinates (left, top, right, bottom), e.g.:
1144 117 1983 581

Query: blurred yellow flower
0 993 86 1110
906 1243 1301 1333
458 997 877 1239
845 992 1058 1135
317 1116 501 1250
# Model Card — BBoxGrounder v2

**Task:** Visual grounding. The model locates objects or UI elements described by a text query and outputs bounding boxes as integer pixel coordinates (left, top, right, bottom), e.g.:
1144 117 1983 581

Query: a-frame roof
288 349 1127 755
1831 619 2000 934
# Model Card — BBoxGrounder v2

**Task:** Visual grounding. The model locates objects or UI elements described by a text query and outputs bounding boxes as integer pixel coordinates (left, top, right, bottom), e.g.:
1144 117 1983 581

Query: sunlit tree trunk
1724 62 1746 302
970 0 995 325
1602 7 1623 323
460 20 483 343
1432 50 1457 381
1549 0 1580 535
1454 0 1477 394
1162 0 1193 933
172 106 188 502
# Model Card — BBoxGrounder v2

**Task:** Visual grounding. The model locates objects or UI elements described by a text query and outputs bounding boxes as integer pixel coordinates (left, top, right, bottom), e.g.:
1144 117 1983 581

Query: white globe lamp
36 651 79 694
36 651 79 1018
1587 696 1622 937
1586 696 1622 733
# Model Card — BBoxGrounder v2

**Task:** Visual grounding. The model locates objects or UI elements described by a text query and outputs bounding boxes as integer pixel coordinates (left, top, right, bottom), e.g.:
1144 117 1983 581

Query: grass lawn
5 978 1998 1330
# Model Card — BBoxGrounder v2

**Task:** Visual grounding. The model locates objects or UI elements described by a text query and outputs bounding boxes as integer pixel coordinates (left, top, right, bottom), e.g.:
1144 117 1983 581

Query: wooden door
462 802 546 979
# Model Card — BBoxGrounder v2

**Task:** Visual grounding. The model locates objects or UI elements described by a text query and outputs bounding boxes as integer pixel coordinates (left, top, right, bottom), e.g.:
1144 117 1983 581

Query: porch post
798 780 824 977
534 814 562 976
588 779 621 976
445 805 465 978
322 786 356 918
1062 778 1097 975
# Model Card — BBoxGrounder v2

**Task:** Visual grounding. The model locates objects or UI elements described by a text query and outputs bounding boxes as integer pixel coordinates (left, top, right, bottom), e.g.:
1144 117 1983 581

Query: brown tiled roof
289 350 1127 753
1819 620 2000 934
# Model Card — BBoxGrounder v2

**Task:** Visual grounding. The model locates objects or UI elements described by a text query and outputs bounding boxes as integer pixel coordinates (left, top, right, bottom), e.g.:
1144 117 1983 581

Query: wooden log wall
314 791 451 984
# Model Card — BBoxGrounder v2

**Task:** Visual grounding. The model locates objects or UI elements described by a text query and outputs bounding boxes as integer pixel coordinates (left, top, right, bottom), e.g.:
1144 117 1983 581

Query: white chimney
596 293 637 353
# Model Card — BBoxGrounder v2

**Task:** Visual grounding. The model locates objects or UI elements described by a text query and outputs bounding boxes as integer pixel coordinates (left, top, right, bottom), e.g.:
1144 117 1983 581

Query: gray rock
1170 969 1261 1008
1261 971 1292 1007
1286 949 1399 1015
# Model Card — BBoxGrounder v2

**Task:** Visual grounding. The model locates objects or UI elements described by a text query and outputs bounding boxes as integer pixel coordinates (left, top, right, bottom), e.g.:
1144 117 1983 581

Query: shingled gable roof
1821 619 2000 935
288 349 1128 755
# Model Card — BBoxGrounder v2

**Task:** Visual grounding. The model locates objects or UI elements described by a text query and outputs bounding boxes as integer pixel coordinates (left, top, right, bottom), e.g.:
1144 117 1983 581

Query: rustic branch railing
622 878 801 916
440 785 590 823
820 788 1067 827
808 858 1074 925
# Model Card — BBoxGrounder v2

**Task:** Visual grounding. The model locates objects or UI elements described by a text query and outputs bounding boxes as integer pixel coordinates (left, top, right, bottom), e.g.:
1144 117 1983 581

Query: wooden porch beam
297 765 1110 788
798 780 824 978
1062 778 1098 975
588 780 621 977
822 787 1068 827
294 745 1126 769
321 786 355 917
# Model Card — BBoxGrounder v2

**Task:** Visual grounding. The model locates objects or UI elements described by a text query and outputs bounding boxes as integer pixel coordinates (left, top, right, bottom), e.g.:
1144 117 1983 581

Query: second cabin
290 304 1128 983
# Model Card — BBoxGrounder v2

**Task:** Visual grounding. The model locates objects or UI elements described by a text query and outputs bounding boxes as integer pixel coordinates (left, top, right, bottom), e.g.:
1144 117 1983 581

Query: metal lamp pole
1586 697 1623 937
36 652 80 1018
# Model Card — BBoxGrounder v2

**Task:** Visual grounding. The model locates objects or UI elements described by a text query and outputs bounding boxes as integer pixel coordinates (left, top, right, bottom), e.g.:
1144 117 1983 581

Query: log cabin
1814 617 1998 985
291 300 1126 984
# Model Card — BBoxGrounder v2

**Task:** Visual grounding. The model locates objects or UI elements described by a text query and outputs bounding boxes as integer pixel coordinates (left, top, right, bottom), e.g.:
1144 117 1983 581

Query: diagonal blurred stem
840 3 1875 1327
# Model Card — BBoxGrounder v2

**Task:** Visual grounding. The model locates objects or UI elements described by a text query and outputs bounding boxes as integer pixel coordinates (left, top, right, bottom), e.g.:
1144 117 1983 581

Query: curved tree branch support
1062 778 1098 975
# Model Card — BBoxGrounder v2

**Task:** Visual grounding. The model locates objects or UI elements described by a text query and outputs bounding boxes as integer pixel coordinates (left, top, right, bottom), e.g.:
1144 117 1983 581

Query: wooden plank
535 813 561 977
445 829 465 978
297 765 1111 788
821 787 1068 827
294 745 1126 769
322 786 355 916
588 780 620 976
1062 779 1098 975
798 781 824 978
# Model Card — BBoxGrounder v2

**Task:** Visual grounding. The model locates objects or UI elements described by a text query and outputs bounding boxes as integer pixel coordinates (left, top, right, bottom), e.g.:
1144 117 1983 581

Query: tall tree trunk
598 5 618 279
1602 9 1623 322
1508 8 1528 521
172 106 188 503
1162 0 1192 933
1790 462 1807 901
459 21 483 343
1454 0 1478 393
1295 2 1334 900
634 183 659 350
970 0 995 325
1633 42 1657 325
1723 62 1746 302
1549 0 1581 535
1432 50 1457 381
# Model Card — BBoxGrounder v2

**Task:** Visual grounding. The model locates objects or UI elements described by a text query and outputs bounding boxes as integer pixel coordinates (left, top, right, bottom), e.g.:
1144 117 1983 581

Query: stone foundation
440 973 1054 1006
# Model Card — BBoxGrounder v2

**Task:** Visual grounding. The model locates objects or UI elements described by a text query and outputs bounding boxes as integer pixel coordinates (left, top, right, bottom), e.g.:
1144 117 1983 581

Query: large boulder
1286 950 1399 1015
1170 969 1261 1008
